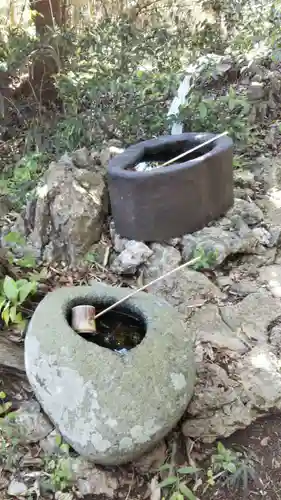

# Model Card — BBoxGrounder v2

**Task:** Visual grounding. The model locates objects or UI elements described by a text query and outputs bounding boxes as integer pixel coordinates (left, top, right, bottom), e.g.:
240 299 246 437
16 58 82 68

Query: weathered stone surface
7 479 28 497
182 290 281 443
134 440 166 473
259 265 281 298
109 221 128 253
16 153 108 264
226 198 263 226
6 400 53 443
182 226 259 266
68 457 118 497
25 282 195 465
143 244 223 318
110 241 153 274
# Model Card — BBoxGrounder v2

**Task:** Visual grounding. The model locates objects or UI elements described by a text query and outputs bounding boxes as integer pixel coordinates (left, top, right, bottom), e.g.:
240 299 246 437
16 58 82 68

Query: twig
94 255 200 320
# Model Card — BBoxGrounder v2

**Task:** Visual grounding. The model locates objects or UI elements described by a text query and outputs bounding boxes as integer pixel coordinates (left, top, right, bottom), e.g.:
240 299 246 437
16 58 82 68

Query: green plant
158 464 200 500
0 152 44 208
0 412 23 468
191 247 218 270
206 442 256 491
0 275 37 327
4 232 37 269
0 392 12 416
43 436 73 492
178 86 251 143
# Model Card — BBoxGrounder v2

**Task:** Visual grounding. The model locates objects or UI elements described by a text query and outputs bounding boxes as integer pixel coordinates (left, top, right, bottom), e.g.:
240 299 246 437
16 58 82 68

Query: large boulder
13 152 109 264
25 282 195 465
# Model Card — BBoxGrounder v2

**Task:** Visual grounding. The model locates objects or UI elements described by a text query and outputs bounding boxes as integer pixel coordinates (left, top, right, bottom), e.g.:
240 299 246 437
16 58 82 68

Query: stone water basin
24 281 195 465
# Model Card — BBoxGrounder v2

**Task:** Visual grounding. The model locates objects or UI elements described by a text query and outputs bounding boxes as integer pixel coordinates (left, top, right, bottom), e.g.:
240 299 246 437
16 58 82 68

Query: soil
204 413 281 500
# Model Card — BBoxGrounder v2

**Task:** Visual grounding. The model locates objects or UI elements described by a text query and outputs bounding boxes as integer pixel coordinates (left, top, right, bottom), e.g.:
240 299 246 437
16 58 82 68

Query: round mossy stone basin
24 282 195 465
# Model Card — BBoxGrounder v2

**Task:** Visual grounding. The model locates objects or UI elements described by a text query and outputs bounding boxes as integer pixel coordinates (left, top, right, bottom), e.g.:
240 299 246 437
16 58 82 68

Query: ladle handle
160 131 228 168
94 255 201 320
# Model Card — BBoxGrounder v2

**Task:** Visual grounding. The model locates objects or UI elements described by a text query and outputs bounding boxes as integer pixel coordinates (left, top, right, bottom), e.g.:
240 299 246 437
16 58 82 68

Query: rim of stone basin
108 132 232 178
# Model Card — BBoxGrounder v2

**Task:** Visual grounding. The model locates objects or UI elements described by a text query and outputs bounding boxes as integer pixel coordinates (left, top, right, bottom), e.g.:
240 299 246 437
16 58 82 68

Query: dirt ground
206 413 281 500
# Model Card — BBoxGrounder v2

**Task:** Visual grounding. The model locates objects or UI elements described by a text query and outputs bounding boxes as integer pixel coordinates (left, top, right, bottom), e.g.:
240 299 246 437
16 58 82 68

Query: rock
182 225 259 267
247 81 265 100
18 154 108 264
252 227 271 246
230 279 259 296
253 155 281 192
134 440 167 473
55 493 74 500
7 480 28 496
109 221 129 253
220 290 281 343
259 265 281 298
143 244 223 318
144 243 181 277
68 457 118 498
182 290 281 443
226 198 263 226
6 400 53 443
25 282 195 465
234 170 255 189
110 240 153 274
186 304 248 352
71 147 91 168
40 429 62 455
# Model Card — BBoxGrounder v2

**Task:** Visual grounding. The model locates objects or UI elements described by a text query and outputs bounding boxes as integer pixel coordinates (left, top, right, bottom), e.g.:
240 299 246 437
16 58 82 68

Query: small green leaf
158 464 171 471
177 467 200 475
0 297 6 311
2 307 10 325
19 282 36 303
9 305 17 323
217 442 226 454
55 434 62 446
198 101 207 119
225 462 236 473
158 476 178 489
3 276 18 302
0 391 6 399
179 483 197 500
4 232 25 245
170 494 184 500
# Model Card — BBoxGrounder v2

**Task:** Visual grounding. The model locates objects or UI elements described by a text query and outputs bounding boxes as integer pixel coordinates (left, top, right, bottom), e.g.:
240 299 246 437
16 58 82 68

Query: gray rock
40 429 63 455
6 400 53 443
71 147 91 168
259 265 281 298
143 243 223 318
109 221 129 253
182 291 281 443
144 243 181 277
68 457 118 497
18 155 108 264
111 240 153 274
234 170 255 189
226 198 263 226
182 226 259 267
134 440 166 473
230 279 259 296
248 81 265 100
55 493 74 500
25 282 195 465
252 227 271 246
7 479 28 497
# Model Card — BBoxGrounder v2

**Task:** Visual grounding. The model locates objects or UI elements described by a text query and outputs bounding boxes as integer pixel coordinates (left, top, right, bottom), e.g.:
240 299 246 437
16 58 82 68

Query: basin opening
127 139 214 171
66 299 147 351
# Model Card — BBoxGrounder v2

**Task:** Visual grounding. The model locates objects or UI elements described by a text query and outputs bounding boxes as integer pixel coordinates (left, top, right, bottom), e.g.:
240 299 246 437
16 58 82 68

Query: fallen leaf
260 436 270 447
150 476 161 500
